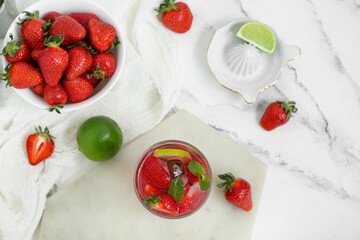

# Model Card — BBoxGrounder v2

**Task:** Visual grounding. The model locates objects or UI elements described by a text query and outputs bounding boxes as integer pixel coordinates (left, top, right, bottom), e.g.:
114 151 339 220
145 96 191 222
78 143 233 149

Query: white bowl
207 18 300 104
0 0 126 112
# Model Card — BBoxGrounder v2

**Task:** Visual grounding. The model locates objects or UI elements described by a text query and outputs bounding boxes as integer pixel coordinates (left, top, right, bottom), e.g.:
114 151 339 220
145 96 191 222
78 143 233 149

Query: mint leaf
199 176 211 191
189 161 211 192
188 161 205 177
168 177 185 203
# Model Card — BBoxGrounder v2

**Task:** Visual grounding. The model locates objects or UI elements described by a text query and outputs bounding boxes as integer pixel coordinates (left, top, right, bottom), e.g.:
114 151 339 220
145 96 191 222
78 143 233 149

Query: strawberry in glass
134 140 212 218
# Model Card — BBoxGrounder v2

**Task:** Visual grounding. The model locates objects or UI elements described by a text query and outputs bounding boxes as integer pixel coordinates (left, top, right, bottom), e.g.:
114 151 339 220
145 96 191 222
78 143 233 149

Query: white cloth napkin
0 0 182 239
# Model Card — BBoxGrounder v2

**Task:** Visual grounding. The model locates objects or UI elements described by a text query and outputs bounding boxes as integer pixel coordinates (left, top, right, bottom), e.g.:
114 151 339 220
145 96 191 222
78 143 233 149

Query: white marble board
39 110 267 240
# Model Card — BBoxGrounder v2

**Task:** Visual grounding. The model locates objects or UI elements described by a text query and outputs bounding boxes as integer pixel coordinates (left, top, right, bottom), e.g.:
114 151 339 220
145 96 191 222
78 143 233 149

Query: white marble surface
174 0 360 239
1 0 360 239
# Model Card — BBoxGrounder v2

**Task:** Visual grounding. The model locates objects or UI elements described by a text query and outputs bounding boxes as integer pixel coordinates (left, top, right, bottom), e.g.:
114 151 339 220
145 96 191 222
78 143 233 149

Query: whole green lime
76 116 123 162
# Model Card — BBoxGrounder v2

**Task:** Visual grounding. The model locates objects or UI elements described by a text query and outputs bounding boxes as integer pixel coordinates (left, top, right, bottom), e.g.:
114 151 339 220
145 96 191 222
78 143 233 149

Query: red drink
134 140 212 218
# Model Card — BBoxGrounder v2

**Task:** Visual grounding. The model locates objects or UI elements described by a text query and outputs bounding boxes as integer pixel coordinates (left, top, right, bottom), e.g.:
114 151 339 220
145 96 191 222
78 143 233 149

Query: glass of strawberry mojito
134 140 212 218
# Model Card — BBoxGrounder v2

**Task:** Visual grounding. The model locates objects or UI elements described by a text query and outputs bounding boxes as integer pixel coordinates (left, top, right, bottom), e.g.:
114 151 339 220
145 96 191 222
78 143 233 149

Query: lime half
154 149 192 164
236 21 277 55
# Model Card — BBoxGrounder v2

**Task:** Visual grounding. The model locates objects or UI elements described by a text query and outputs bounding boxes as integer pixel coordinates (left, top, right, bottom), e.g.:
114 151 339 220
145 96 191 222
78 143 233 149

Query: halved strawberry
140 156 171 192
26 126 55 166
144 184 162 197
179 182 202 213
144 193 178 215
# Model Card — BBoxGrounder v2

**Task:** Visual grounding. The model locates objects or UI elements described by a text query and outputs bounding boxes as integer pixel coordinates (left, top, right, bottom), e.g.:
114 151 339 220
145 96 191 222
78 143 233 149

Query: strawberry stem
0 64 12 87
217 173 236 192
106 37 120 53
35 126 54 143
1 34 22 59
17 11 40 25
92 64 107 80
67 41 98 55
278 101 297 119
44 35 65 48
48 104 64 114
42 20 53 36
144 193 161 207
156 0 179 14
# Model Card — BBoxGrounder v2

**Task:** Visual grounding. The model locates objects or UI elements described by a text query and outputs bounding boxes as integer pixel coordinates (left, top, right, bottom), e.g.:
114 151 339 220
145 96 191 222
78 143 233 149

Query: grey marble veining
175 0 360 238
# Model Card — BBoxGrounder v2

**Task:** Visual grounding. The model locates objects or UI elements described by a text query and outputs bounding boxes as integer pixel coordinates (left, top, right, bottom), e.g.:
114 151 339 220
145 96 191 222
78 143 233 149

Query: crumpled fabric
0 0 182 239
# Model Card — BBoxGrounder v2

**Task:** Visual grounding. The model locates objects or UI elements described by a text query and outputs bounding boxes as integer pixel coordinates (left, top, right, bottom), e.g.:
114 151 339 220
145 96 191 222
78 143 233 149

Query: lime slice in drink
154 149 192 164
236 21 277 55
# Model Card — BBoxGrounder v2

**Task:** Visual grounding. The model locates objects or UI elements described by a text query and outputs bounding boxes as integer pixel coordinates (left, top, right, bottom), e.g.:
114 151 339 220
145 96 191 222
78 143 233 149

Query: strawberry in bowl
0 0 125 113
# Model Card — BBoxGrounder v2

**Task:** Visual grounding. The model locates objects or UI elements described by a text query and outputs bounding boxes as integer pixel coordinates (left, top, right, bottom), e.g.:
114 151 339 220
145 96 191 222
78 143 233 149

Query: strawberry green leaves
156 0 179 14
0 64 12 87
48 104 64 114
17 11 40 25
188 161 211 191
217 173 236 192
144 193 161 207
279 101 297 119
1 34 22 59
168 177 185 203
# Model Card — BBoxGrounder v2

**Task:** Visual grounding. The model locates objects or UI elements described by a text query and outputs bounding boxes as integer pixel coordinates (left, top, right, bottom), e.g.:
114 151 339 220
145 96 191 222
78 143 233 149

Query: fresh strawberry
82 71 101 88
140 156 171 192
144 193 178 215
1 34 32 64
65 46 93 80
43 11 62 22
38 35 69 86
18 11 47 50
50 15 86 46
62 76 93 103
179 182 202 213
260 101 297 131
26 126 55 166
68 12 99 30
33 83 45 96
144 185 162 197
31 49 43 62
0 62 43 88
217 173 252 211
89 52 116 79
44 83 68 106
88 19 118 52
157 0 193 33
